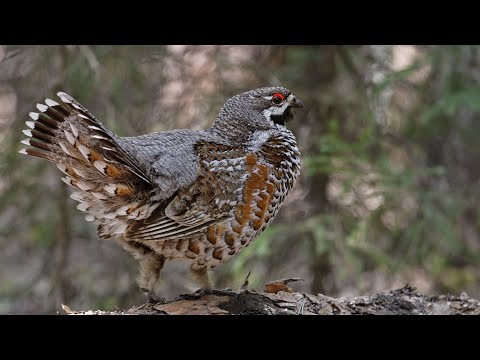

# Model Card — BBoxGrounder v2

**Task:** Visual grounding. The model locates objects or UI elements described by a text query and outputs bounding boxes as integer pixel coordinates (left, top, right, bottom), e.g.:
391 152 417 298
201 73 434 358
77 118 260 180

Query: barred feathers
19 92 155 238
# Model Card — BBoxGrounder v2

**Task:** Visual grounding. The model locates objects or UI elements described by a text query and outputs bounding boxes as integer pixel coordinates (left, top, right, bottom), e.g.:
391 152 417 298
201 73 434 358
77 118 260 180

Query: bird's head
243 86 304 127
212 86 304 135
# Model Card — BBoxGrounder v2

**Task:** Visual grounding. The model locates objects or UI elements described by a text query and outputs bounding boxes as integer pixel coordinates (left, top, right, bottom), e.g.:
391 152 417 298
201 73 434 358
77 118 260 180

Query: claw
140 288 166 304
134 303 151 311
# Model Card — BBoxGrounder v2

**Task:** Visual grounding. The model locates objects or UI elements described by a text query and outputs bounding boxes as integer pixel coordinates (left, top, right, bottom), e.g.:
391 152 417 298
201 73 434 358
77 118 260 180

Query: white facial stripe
262 101 290 125
273 102 290 115
261 93 295 125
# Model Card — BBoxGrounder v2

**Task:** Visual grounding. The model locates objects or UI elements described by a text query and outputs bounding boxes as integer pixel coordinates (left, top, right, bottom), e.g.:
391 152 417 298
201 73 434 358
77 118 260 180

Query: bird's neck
208 117 252 144
209 107 273 143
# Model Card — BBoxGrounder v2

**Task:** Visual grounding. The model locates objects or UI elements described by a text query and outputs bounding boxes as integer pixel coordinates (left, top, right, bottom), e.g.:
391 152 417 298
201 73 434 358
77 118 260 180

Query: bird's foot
140 288 166 305
134 303 152 311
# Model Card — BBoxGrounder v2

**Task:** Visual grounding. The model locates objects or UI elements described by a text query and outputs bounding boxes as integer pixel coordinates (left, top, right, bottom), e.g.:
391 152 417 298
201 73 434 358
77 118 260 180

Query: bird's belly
146 208 281 269
147 172 292 268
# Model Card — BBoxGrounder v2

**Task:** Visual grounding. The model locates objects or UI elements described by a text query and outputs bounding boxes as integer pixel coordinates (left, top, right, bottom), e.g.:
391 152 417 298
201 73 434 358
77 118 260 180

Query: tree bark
61 285 480 315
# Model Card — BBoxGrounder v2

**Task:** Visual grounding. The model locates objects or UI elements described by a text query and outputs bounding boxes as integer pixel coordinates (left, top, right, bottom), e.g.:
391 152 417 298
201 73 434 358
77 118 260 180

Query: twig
240 271 251 291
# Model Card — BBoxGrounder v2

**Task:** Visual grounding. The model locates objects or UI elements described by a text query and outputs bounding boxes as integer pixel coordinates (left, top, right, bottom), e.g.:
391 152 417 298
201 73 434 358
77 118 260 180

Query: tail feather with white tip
20 92 156 238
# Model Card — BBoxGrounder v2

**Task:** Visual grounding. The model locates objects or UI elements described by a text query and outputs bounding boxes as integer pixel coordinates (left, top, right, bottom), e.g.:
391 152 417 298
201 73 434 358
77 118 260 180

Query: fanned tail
19 92 156 238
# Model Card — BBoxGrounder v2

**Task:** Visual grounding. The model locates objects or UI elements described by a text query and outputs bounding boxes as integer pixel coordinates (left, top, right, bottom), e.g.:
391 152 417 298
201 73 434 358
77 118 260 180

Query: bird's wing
125 141 249 242
20 92 158 237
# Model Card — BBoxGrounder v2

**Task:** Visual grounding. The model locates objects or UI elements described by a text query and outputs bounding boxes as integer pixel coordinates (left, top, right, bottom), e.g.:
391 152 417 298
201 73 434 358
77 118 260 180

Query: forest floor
61 284 480 315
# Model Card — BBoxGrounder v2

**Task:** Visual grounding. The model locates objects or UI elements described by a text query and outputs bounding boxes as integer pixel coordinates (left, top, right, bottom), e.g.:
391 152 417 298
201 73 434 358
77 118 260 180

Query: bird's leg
117 239 166 303
188 265 236 298
174 265 212 301
137 254 166 303
190 265 213 294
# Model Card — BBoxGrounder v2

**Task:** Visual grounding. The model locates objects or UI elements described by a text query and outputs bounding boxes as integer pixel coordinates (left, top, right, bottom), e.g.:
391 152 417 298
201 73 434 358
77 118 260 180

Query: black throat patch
271 107 294 126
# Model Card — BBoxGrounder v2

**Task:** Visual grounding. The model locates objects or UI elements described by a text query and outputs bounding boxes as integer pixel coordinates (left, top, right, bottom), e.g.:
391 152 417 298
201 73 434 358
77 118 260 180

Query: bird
19 86 303 302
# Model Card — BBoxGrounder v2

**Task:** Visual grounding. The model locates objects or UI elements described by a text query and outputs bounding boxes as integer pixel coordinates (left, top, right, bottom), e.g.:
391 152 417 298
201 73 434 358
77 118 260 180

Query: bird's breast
192 131 301 268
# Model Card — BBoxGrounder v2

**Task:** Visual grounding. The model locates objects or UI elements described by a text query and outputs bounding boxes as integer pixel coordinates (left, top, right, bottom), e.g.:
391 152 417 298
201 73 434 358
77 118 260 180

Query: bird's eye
272 93 285 104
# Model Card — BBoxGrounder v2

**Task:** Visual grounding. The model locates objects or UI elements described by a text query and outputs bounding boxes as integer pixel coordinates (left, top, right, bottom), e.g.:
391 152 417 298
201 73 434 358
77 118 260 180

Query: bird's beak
288 94 304 108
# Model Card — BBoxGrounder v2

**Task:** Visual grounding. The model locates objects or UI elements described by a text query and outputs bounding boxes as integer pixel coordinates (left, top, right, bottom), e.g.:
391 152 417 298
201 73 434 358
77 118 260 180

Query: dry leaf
264 278 304 294
265 283 292 293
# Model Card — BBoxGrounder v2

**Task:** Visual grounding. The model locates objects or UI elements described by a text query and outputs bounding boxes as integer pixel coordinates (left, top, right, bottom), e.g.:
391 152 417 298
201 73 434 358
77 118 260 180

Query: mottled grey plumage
20 86 303 302
117 130 211 200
